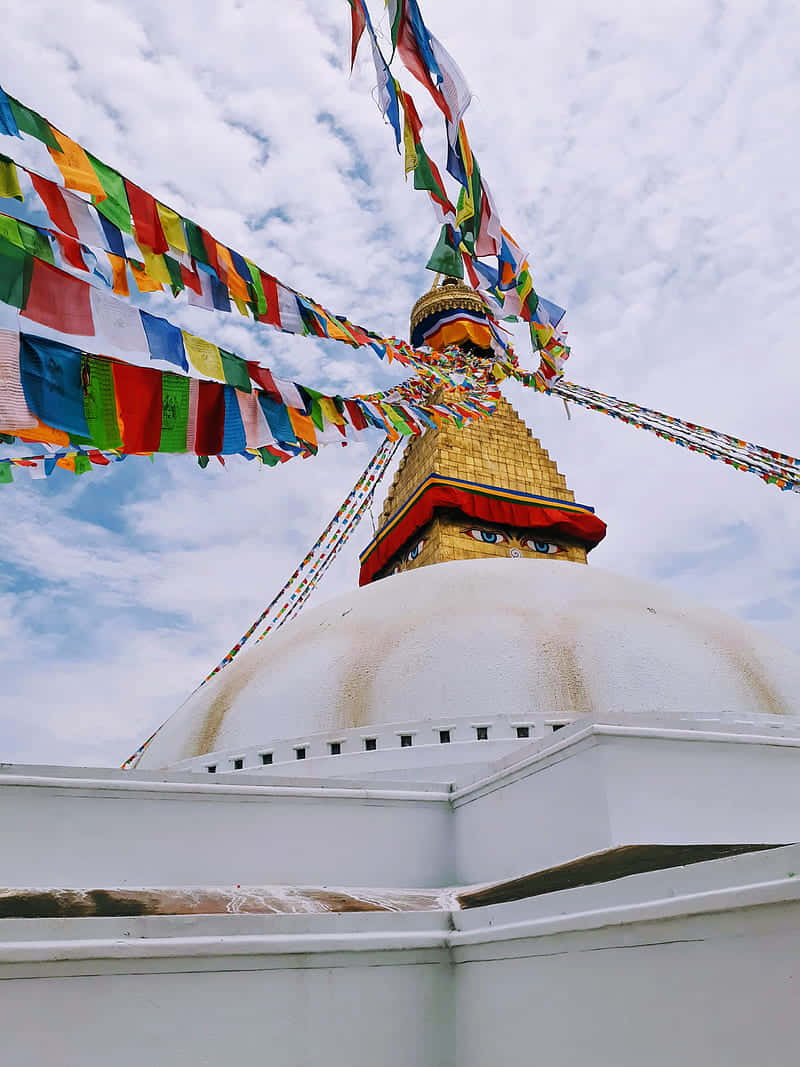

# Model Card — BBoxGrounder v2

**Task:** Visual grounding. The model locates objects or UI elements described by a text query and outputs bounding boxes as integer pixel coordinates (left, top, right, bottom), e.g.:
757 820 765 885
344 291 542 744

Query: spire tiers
357 280 606 585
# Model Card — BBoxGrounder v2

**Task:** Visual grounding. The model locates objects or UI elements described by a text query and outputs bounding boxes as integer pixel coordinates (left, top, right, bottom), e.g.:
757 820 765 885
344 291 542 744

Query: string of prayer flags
0 89 414 367
121 434 402 768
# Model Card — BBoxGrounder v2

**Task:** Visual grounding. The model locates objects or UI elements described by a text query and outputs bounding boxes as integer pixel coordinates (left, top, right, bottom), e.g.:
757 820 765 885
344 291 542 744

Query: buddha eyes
466 528 507 544
522 538 561 555
407 539 426 561
462 527 563 555
389 538 426 575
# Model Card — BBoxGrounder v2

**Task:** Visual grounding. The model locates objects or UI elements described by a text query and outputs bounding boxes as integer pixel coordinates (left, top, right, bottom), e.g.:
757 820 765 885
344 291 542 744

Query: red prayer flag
397 11 450 119
179 262 203 295
112 361 163 452
53 232 87 272
246 362 282 403
199 229 221 276
22 258 94 335
194 380 225 455
30 174 79 238
124 180 168 254
344 399 368 431
256 271 281 327
349 0 366 69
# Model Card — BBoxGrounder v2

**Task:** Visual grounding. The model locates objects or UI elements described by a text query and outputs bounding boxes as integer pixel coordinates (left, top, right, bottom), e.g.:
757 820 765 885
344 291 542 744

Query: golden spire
358 280 606 584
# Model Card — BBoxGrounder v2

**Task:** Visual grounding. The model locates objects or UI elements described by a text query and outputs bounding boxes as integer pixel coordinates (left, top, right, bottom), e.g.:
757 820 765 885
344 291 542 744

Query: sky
0 0 798 768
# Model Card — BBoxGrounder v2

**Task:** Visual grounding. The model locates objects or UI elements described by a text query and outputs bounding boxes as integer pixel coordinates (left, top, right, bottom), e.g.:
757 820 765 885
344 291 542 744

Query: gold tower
358 278 605 585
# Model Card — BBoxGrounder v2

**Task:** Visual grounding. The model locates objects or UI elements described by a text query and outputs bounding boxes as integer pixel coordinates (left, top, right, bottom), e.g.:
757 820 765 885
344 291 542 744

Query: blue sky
1 0 798 766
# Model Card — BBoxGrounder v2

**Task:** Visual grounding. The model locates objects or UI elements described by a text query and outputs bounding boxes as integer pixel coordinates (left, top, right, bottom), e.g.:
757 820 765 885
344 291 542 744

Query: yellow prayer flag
402 115 418 176
0 158 23 201
232 295 250 318
319 397 346 426
182 332 224 381
139 245 172 286
155 203 188 253
323 316 357 344
47 128 106 200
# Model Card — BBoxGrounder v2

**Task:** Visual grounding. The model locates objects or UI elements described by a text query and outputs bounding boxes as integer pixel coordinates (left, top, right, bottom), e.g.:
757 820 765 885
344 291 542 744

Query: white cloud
0 0 798 767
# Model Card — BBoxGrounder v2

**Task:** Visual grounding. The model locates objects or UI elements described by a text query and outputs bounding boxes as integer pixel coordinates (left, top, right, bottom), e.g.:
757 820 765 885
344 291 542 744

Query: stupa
2 281 800 1067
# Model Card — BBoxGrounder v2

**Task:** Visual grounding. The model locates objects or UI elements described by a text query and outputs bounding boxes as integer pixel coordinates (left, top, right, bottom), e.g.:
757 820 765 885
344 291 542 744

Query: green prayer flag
83 356 122 450
73 454 92 475
219 350 251 393
197 454 210 469
13 216 54 263
246 260 267 314
183 219 209 265
383 403 413 436
8 98 60 150
257 447 279 467
87 154 133 233
0 215 22 247
160 373 190 452
164 255 183 295
0 155 23 201
0 234 32 309
426 225 464 279
0 461 12 485
413 147 444 199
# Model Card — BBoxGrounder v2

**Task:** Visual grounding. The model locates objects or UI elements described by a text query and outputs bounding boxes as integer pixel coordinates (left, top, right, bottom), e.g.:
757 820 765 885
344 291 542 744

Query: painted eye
465 528 506 544
523 538 561 555
407 539 426 562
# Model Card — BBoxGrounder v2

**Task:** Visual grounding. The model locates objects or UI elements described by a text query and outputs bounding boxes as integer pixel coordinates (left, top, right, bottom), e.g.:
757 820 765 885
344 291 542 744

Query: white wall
451 736 612 884
453 900 800 1067
0 955 453 1067
0 769 453 888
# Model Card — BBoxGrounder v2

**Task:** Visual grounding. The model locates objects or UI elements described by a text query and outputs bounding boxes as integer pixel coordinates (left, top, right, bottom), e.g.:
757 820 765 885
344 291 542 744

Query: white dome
137 559 800 769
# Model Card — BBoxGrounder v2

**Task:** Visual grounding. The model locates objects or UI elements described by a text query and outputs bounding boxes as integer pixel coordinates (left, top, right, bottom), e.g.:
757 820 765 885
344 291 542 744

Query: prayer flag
0 89 21 138
124 180 168 253
19 334 90 437
107 254 129 296
53 232 87 272
155 202 187 253
82 355 122 450
0 155 23 201
7 98 60 149
22 258 94 335
183 332 224 381
141 311 187 370
0 461 12 484
30 174 79 238
90 286 148 352
258 393 296 445
222 386 247 454
194 381 225 455
0 329 36 430
237 390 273 448
112 361 163 452
160 373 190 452
246 363 282 403
219 349 251 393
130 260 163 293
88 155 132 233
426 224 463 279
97 215 125 258
348 0 367 69
47 129 105 199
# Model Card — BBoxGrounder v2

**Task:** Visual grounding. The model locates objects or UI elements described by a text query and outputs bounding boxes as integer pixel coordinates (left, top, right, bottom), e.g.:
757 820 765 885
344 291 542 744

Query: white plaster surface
135 559 800 769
